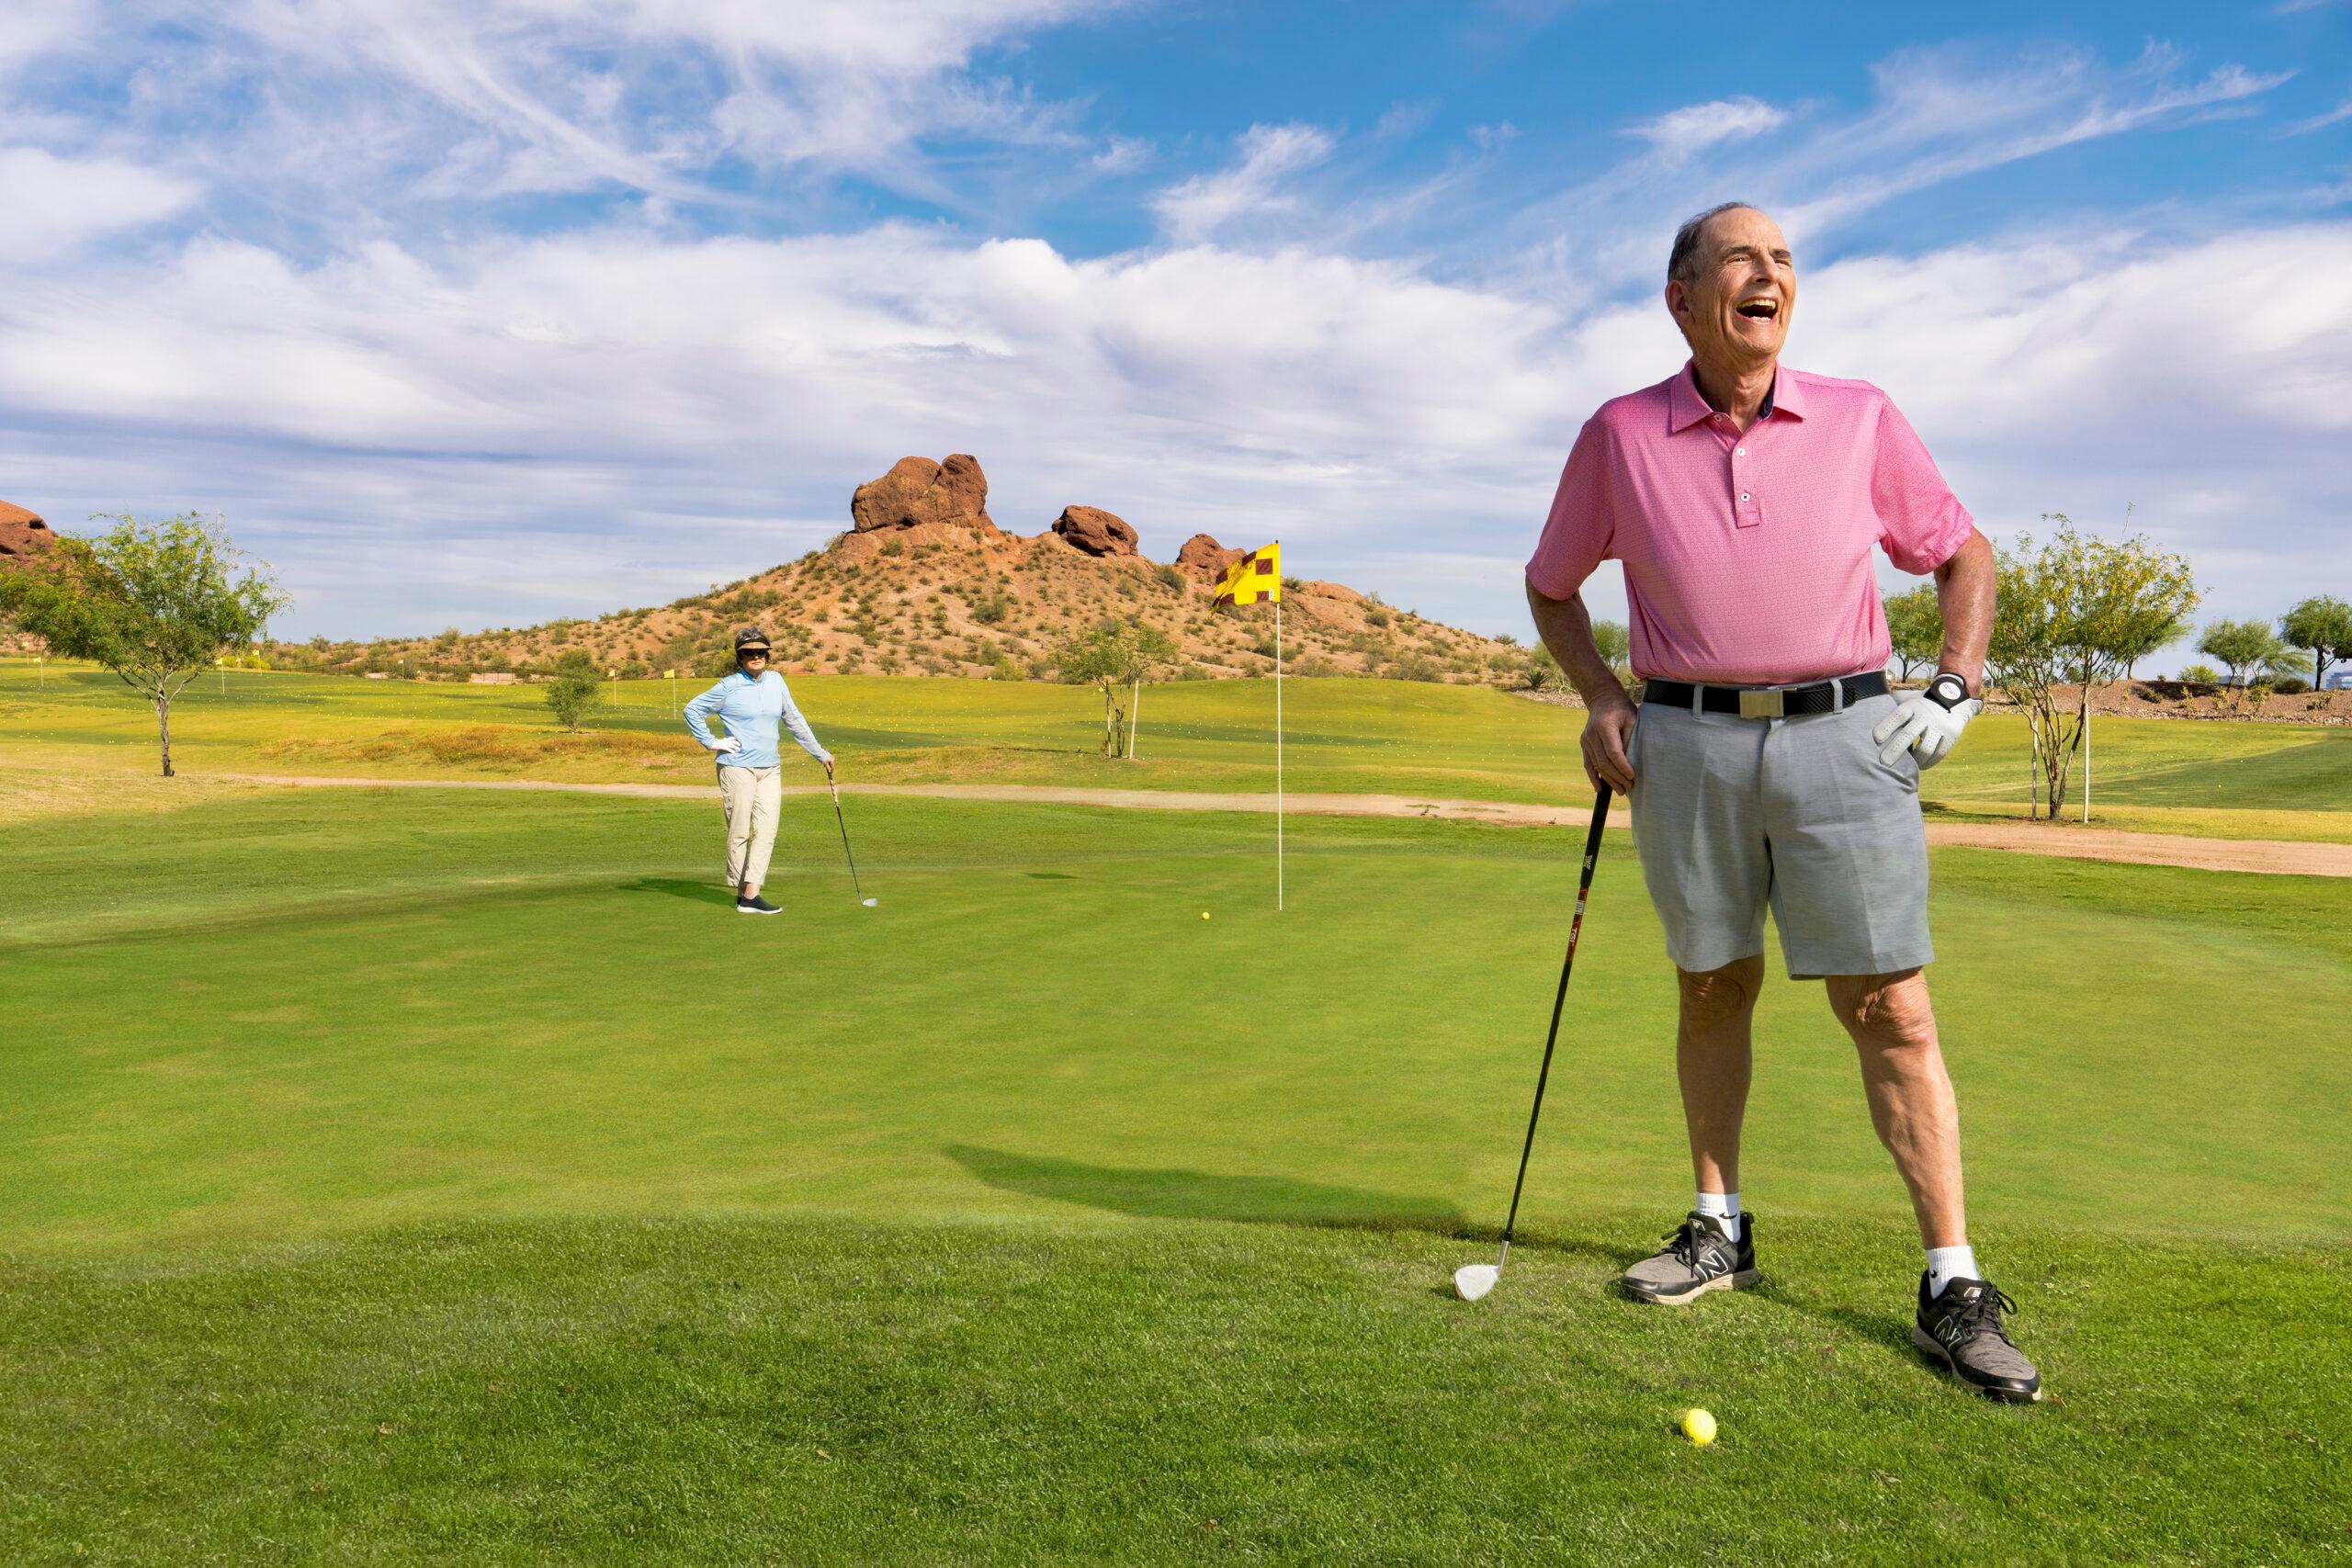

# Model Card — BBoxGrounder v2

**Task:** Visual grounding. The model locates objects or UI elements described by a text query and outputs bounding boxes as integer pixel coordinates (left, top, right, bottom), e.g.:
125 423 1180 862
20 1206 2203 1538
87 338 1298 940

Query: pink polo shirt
1525 361 1973 686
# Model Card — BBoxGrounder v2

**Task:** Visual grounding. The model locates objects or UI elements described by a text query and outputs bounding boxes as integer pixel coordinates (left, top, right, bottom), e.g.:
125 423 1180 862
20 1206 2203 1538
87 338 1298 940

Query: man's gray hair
1667 202 1758 287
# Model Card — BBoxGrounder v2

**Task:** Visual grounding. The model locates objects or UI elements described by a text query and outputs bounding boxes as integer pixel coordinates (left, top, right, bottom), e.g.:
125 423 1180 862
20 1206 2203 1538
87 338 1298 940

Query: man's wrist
1925 671 1973 710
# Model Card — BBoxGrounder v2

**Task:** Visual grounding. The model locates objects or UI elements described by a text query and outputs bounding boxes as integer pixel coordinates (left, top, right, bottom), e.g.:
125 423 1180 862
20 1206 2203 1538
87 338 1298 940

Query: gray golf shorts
1628 686 1932 980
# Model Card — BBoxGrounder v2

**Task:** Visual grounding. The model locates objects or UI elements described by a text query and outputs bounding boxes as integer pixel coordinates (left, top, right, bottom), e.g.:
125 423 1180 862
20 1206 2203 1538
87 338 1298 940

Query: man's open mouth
1736 298 1781 321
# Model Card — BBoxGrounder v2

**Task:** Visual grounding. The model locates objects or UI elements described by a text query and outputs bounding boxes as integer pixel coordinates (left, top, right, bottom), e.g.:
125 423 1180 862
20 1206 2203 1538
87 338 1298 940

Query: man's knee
1826 969 1935 1044
1678 956 1763 1030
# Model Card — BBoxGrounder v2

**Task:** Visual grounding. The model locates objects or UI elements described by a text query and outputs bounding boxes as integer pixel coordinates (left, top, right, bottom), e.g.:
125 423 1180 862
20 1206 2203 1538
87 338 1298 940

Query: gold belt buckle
1738 688 1783 719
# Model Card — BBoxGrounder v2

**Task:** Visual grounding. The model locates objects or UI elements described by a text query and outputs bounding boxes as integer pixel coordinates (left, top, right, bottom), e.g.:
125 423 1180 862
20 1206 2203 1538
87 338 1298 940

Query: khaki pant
718 763 783 891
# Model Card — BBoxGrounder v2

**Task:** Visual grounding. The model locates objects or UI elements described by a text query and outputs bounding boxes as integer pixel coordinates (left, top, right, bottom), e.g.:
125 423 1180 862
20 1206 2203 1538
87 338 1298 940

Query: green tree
1883 583 1943 681
2278 595 2352 693
2196 618 2285 691
1984 518 2199 821
1589 619 1631 681
0 513 288 776
544 650 604 733
1055 619 1177 757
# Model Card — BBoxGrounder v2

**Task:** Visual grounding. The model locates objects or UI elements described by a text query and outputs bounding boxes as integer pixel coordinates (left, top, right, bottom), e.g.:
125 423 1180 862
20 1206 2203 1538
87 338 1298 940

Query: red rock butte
0 500 54 559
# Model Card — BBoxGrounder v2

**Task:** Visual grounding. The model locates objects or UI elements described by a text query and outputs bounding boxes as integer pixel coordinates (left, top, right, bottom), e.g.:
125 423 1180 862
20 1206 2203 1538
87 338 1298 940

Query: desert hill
277 455 1536 686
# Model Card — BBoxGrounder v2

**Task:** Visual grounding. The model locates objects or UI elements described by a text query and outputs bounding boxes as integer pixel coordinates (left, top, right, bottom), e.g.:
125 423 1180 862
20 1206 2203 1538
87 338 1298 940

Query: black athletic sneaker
734 895 782 915
1914 1274 2041 1403
1620 1212 1759 1304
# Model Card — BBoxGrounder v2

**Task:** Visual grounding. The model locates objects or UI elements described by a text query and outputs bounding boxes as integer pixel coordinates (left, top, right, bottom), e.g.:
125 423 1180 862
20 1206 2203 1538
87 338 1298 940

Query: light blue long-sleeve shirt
683 670 829 769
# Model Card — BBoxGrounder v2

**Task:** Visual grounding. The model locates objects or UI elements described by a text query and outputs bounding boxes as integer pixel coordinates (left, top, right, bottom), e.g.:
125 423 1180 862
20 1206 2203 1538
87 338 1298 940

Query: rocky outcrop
1049 505 1139 558
851 455 994 533
1177 533 1243 577
0 501 53 559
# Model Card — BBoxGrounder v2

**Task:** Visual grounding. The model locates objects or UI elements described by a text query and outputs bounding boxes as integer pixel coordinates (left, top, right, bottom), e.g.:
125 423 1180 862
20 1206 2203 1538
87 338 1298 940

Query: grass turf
4 788 2351 1558
5 659 2347 841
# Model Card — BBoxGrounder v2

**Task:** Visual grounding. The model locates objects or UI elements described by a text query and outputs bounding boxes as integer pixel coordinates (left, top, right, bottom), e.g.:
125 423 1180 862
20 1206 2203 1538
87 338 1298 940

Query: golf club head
861 897 878 907
1453 1263 1498 1302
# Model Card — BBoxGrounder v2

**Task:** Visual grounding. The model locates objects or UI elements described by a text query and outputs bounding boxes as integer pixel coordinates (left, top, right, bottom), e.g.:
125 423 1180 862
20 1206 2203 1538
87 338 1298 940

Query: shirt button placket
1732 437 1761 529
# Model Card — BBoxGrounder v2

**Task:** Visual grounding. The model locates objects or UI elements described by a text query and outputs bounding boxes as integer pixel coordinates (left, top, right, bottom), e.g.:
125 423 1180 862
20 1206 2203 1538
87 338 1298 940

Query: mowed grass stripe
5 791 2346 1256
1 1217 2345 1564
6 660 2347 840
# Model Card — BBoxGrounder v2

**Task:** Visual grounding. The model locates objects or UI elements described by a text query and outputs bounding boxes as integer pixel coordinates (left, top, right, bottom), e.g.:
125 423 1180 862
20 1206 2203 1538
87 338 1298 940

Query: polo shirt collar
1669 359 1805 431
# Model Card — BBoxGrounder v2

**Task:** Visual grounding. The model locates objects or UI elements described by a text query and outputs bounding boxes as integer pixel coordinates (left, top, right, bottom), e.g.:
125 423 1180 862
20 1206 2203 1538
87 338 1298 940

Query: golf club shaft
828 779 865 898
1497 785 1613 1259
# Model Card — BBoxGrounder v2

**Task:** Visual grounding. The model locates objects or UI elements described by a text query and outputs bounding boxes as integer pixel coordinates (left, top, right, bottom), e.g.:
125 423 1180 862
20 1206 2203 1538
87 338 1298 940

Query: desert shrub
1153 563 1184 592
989 655 1023 681
2178 662 2221 683
880 538 903 557
1387 653 1443 682
1175 664 1210 681
1364 607 1391 628
2272 677 2310 695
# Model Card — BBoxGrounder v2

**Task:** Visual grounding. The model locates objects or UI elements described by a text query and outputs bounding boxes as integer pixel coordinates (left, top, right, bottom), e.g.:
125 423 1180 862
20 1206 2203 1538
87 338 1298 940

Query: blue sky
1 0 2346 656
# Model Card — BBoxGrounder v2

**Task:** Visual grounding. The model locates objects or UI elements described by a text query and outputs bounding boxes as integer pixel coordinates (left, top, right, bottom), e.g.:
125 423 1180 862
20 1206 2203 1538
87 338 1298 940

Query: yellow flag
1214 541 1282 606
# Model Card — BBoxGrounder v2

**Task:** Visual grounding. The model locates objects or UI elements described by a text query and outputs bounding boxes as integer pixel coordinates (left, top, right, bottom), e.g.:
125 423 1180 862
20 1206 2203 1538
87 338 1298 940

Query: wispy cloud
2283 98 2352 134
1625 96 1788 162
0 147 200 250
1152 122 1336 243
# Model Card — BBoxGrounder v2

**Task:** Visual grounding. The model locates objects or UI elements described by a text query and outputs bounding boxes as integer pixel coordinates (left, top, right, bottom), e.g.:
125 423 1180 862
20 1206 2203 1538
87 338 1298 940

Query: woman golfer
683 626 834 914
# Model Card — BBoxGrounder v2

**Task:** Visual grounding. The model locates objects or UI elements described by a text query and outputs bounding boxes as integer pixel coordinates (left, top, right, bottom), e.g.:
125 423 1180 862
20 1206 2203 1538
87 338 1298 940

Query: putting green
6 787 2348 1559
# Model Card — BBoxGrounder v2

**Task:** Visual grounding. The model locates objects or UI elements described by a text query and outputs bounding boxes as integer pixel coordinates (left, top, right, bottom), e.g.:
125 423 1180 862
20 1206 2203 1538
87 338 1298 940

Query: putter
1455 784 1612 1303
828 776 878 906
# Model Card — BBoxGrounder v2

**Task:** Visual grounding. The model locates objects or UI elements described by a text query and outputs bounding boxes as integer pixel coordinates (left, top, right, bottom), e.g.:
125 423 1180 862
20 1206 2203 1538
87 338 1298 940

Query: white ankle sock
1694 1190 1741 1237
1926 1245 1979 1296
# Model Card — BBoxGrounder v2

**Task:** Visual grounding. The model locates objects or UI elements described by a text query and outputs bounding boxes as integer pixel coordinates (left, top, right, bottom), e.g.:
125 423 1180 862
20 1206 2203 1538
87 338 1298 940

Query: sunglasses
740 649 770 659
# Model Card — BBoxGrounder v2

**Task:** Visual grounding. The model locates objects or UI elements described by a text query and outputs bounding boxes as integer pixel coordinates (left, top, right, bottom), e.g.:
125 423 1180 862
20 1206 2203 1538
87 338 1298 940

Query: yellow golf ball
1200 911 1211 921
1680 1407 1717 1447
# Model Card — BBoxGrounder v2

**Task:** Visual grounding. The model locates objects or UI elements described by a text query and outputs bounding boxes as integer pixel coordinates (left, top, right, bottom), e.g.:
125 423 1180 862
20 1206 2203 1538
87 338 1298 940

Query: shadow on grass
617 876 733 907
947 1144 1470 1234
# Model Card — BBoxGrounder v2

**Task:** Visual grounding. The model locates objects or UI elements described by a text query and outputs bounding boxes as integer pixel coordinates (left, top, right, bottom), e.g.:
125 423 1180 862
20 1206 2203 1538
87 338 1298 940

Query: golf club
1454 784 1612 1303
828 776 878 907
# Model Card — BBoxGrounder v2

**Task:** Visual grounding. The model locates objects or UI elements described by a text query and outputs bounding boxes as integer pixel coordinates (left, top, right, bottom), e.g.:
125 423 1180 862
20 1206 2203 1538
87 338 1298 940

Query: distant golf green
4 785 2347 1559
4 658 2346 840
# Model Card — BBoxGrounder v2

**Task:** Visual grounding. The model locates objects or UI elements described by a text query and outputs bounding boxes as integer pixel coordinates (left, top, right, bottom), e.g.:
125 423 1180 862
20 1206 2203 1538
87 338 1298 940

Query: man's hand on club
1872 680 1979 770
1581 694 1637 795
711 736 741 754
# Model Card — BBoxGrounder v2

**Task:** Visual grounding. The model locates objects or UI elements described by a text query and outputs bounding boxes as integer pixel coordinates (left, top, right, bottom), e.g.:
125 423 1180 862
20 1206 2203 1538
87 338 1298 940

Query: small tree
544 650 604 732
1883 583 1943 681
0 513 287 776
2197 618 2285 691
1055 619 1176 757
1590 619 1632 682
2279 595 2351 693
1984 519 2198 821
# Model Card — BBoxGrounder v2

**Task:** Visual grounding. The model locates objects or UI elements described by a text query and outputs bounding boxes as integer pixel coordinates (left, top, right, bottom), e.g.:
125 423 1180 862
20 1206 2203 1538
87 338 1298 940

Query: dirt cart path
218 773 2352 878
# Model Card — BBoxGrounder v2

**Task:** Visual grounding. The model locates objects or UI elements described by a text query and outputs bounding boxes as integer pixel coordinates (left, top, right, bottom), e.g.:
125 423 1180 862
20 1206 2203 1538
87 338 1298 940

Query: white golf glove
711 736 741 754
1873 673 1978 770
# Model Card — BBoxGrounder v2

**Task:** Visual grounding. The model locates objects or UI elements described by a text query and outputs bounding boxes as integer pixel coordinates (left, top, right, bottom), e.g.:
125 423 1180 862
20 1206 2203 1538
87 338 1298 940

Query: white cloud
1152 122 1336 243
0 146 200 250
2 217 2344 642
2283 98 2352 135
1625 96 1787 162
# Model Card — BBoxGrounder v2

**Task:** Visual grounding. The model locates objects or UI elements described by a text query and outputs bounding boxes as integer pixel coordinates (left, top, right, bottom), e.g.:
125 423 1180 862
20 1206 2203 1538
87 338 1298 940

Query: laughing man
1524 202 2039 1402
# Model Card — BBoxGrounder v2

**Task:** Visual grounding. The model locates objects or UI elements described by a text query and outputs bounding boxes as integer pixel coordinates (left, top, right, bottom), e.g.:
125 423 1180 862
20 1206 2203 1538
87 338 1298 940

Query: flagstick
1128 675 1140 760
1275 591 1284 913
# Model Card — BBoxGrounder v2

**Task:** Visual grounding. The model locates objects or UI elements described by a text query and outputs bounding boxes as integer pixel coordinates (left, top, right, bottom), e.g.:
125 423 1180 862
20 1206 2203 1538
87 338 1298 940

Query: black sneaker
734 895 782 915
1914 1274 2041 1403
1620 1213 1759 1304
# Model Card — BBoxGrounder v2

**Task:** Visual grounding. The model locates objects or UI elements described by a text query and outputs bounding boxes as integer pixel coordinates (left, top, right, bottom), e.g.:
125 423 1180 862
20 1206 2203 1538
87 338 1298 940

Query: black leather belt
1641 671 1888 718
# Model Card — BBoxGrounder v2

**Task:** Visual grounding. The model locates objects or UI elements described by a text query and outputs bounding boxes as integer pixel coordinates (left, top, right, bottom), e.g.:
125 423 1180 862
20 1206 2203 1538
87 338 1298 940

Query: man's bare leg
1824 968 1966 1248
1679 955 1764 1193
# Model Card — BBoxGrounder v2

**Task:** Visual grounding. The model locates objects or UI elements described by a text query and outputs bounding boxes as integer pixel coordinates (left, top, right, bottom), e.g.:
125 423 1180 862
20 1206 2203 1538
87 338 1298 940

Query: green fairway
6 658 2346 841
4 785 2348 1560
